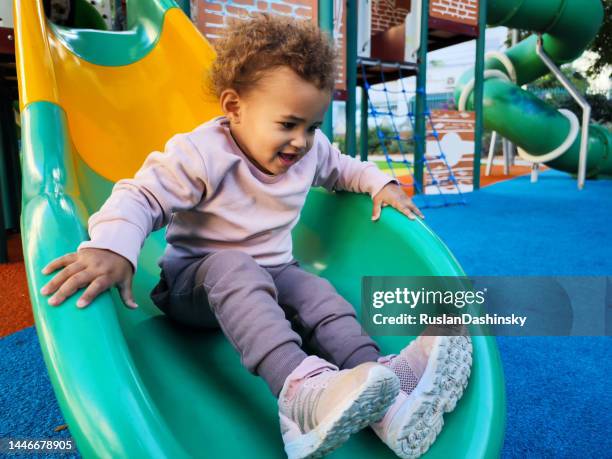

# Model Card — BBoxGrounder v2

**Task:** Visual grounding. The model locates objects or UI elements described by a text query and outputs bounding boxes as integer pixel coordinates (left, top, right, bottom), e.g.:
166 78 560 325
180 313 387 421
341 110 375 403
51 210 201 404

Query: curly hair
210 13 337 97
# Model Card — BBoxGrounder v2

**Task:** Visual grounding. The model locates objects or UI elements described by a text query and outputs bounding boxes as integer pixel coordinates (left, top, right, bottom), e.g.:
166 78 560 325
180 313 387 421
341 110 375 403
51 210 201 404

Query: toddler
40 14 471 459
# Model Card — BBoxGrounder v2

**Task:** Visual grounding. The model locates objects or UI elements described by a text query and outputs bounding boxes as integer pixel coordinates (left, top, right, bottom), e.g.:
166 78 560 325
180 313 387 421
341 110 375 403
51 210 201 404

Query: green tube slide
455 0 612 177
16 0 505 456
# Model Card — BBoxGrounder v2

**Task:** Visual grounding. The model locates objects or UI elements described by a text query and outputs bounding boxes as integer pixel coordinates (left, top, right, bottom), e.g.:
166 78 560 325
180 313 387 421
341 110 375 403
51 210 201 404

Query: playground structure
14 0 505 457
191 0 480 206
358 61 468 206
350 0 481 206
455 0 612 189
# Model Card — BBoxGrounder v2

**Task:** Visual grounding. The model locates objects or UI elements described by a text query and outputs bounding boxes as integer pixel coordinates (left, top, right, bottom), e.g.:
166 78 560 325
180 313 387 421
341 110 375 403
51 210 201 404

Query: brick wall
192 0 316 41
191 0 346 89
429 0 478 26
371 0 409 35
333 0 346 89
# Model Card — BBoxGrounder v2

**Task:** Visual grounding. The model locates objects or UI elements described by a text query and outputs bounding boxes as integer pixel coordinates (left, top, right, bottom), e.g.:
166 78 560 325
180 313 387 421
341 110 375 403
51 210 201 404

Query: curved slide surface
456 0 611 177
15 0 505 457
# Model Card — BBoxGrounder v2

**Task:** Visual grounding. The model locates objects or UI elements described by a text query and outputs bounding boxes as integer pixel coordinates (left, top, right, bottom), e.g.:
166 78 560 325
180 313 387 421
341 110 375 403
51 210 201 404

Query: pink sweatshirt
78 116 394 270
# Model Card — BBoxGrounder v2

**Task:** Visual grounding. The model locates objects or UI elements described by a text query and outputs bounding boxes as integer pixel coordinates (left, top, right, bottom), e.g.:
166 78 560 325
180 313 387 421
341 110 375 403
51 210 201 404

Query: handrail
534 34 592 190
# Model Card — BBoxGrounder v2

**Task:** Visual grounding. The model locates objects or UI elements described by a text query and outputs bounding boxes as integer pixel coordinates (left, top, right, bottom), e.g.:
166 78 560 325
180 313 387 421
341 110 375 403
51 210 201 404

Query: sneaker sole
283 365 400 459
439 335 472 412
381 335 472 459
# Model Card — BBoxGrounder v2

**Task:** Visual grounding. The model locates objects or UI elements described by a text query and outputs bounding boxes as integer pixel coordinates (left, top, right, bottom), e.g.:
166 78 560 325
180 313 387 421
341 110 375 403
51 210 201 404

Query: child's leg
158 250 309 396
271 262 380 369
157 252 401 459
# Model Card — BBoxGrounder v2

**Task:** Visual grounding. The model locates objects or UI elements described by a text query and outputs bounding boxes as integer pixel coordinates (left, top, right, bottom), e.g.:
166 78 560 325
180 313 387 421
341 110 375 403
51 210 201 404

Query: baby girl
41 13 471 459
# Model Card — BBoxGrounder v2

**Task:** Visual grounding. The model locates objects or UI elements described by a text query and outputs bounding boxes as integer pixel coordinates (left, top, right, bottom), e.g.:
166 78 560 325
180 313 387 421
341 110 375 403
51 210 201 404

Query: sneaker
278 356 400 459
371 335 473 459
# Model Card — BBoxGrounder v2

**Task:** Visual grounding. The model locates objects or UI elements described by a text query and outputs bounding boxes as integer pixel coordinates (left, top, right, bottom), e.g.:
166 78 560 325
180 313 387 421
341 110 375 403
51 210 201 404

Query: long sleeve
312 130 395 196
78 133 209 271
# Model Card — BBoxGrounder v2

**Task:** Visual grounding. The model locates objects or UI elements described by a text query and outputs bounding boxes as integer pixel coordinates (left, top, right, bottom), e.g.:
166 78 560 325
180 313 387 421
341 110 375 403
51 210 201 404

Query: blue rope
358 59 467 209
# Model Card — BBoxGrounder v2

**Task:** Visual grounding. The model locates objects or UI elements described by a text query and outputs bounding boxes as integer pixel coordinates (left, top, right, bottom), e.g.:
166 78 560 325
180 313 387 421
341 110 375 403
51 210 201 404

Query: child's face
221 67 331 175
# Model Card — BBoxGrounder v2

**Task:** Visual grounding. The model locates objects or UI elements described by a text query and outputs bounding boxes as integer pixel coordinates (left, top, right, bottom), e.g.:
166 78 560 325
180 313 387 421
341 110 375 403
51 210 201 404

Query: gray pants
151 250 380 395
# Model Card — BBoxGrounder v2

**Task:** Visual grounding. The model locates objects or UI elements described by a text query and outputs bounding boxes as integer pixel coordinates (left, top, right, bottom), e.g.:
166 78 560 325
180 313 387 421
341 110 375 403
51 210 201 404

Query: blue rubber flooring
423 170 612 457
1 170 611 458
0 327 78 458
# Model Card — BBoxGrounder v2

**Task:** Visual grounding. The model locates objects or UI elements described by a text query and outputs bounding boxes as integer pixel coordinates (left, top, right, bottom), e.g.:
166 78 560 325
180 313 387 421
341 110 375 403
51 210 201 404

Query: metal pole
472 0 487 190
360 86 369 160
319 0 334 139
507 28 519 165
346 0 358 157
511 29 519 46
486 131 497 176
0 187 6 262
0 83 17 262
503 138 510 175
414 0 429 194
535 36 591 190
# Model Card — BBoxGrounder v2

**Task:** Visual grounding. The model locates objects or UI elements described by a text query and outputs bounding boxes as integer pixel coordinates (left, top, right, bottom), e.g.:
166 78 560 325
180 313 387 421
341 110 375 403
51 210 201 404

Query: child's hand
372 183 425 221
40 248 137 309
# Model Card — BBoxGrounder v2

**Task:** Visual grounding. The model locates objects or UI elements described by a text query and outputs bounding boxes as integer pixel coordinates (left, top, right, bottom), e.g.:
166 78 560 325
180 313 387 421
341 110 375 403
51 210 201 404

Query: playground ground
1 164 610 457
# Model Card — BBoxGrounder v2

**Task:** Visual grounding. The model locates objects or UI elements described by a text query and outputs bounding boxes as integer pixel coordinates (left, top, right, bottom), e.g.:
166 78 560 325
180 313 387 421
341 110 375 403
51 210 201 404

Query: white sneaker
278 356 400 459
371 335 473 459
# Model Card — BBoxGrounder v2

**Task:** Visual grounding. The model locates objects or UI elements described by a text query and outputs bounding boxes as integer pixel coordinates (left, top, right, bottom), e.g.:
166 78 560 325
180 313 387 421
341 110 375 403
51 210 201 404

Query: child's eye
281 122 296 130
307 125 318 133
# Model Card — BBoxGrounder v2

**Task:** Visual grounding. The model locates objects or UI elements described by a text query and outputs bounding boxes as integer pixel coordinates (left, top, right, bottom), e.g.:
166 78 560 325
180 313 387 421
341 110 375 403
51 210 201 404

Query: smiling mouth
278 152 299 165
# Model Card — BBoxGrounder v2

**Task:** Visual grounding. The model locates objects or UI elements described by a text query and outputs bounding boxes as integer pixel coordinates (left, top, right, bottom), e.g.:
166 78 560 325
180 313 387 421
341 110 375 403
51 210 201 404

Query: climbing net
359 59 466 208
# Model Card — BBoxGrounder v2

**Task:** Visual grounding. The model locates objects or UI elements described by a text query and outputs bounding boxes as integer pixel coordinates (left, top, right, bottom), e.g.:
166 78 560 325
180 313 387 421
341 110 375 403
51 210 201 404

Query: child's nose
290 132 307 151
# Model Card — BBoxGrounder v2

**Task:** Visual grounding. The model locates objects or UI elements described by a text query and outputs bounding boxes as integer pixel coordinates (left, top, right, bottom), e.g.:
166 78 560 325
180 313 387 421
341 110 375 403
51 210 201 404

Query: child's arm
312 132 424 221
41 134 208 309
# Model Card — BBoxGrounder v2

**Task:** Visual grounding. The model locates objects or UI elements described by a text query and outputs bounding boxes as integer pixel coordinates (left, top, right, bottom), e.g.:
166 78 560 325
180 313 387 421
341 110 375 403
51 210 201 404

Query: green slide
456 0 612 178
16 0 505 456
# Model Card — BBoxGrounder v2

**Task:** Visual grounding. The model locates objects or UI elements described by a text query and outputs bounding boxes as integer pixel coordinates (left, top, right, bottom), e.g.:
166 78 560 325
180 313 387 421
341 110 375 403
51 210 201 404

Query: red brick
196 17 207 32
204 25 224 35
295 7 311 17
288 0 311 5
226 5 250 15
233 0 255 5
271 3 292 13
206 12 225 24
257 1 268 10
205 3 223 11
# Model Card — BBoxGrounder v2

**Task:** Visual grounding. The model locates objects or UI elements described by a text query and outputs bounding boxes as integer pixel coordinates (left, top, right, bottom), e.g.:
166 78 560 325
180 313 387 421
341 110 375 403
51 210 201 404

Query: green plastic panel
21 101 505 458
72 0 108 30
48 0 178 66
456 0 611 176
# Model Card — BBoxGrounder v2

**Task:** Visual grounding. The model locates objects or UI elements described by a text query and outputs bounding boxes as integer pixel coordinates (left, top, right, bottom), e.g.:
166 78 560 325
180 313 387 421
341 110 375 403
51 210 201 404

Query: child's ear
220 89 241 124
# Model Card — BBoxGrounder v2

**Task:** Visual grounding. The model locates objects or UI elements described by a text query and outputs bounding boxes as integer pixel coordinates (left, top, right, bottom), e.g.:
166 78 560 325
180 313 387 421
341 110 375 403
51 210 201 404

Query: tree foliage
586 0 612 77
557 94 612 125
334 126 412 156
526 65 589 93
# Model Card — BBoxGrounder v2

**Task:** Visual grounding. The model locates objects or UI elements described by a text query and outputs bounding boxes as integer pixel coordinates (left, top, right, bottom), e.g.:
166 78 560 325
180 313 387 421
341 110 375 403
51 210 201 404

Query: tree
333 126 413 156
558 94 612 125
526 65 589 93
525 66 611 124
